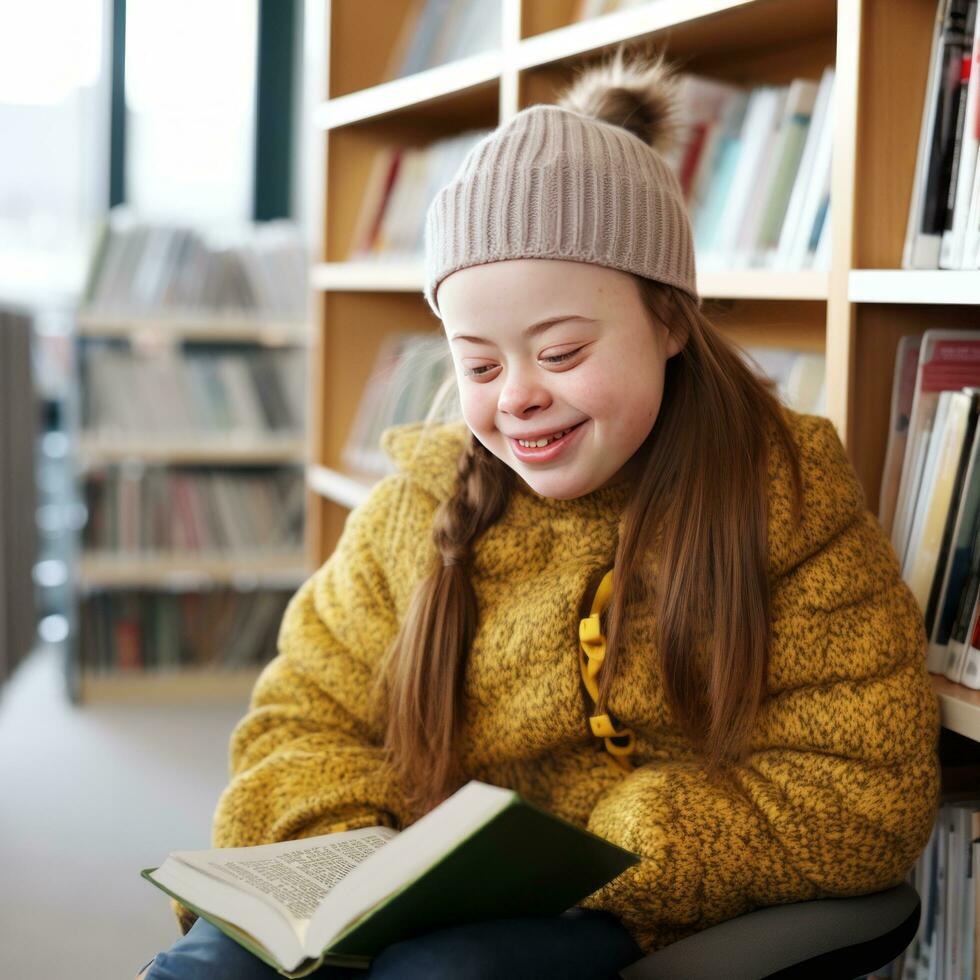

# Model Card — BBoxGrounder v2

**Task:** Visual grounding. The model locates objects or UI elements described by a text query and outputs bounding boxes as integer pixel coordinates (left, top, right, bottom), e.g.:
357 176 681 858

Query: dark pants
144 907 644 980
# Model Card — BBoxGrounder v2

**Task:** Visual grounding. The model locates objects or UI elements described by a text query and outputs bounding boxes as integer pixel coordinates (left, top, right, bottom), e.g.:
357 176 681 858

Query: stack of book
894 799 980 979
879 332 980 687
385 0 501 79
904 0 980 269
83 206 308 322
80 588 292 674
80 345 306 438
0 308 38 686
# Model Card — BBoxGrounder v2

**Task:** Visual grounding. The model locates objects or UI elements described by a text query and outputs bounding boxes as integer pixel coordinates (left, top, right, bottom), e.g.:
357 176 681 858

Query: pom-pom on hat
423 45 699 318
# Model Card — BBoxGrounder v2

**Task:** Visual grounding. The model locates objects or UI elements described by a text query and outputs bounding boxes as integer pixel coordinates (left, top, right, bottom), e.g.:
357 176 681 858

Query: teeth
518 427 572 448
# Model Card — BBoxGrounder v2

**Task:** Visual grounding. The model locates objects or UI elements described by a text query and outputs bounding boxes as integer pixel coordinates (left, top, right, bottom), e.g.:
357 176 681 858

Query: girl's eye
462 364 499 378
541 347 583 365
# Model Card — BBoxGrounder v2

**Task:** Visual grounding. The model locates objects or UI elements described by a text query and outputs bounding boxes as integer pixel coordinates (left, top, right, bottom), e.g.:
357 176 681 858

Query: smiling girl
141 45 940 980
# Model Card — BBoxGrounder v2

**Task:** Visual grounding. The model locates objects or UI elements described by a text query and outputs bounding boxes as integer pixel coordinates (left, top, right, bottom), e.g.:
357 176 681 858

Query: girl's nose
497 374 553 418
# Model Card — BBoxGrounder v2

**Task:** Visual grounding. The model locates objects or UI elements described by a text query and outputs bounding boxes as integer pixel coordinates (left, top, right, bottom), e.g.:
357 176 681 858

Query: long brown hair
381 276 804 817
381 46 805 818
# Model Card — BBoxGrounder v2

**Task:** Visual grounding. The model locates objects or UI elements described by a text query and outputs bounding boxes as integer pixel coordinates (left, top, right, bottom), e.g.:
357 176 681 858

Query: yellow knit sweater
194 407 940 953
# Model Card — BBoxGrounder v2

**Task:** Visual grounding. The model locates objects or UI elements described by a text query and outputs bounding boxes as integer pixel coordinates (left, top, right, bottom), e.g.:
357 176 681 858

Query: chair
618 883 920 980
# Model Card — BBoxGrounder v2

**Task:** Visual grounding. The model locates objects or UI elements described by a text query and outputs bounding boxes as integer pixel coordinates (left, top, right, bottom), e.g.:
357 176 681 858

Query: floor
0 646 249 979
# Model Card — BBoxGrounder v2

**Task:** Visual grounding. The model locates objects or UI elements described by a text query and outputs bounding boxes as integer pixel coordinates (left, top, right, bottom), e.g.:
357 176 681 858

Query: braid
433 437 512 568
384 434 513 818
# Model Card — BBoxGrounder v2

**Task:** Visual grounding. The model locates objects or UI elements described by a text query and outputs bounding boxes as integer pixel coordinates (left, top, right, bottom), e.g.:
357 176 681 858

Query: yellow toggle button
579 614 604 647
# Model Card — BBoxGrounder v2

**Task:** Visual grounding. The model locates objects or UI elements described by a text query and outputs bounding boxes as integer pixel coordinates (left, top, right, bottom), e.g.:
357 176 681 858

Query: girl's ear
664 324 686 359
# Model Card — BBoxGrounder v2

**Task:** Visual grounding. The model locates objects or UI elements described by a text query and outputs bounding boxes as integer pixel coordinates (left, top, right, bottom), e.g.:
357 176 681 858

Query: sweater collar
380 409 867 581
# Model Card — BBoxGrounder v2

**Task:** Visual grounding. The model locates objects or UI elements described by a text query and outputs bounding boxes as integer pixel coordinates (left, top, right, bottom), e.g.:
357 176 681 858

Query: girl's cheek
459 387 495 430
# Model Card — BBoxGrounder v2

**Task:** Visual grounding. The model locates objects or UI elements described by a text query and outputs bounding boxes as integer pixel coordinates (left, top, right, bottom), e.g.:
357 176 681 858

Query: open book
143 780 640 977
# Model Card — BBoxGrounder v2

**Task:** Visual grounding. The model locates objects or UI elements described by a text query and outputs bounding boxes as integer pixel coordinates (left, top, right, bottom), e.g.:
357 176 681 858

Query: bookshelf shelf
311 260 426 292
312 261 829 302
77 667 263 704
517 0 834 64
307 464 376 510
848 270 980 306
78 551 307 590
314 51 502 130
698 270 829 301
76 312 309 346
78 437 306 467
931 674 980 745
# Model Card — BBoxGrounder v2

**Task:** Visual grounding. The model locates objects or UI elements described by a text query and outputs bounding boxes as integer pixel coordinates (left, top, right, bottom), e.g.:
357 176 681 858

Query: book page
176 827 397 931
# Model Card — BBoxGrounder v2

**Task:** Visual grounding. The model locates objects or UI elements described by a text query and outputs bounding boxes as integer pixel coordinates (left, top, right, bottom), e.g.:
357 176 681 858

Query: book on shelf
343 333 453 477
82 467 305 553
385 0 500 82
903 389 980 623
941 0 980 268
80 589 291 674
80 345 306 439
889 332 980 566
740 347 826 416
143 780 639 978
904 0 980 270
928 409 980 677
880 336 924 539
895 799 980 980
877 332 980 688
346 69 834 274
348 131 491 260
83 207 308 322
572 0 649 19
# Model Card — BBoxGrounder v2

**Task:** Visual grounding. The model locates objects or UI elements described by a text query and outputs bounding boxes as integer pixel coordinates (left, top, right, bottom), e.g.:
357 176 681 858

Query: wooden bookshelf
308 0 980 743
71 300 312 701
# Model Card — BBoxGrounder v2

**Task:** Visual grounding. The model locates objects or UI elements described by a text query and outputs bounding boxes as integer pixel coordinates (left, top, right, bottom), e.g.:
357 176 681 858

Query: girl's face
438 258 682 500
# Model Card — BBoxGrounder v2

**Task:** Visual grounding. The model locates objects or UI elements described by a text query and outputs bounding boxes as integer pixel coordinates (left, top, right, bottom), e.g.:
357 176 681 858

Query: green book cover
143 780 640 977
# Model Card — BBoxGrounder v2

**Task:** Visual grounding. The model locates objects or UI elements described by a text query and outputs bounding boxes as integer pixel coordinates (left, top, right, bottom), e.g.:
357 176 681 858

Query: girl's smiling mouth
508 420 587 462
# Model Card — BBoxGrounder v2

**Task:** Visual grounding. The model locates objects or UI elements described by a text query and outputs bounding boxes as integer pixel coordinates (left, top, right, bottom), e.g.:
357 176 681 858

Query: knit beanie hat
423 46 699 318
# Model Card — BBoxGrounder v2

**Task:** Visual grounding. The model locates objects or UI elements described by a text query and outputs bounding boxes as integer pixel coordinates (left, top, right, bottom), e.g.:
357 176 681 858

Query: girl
141 45 941 979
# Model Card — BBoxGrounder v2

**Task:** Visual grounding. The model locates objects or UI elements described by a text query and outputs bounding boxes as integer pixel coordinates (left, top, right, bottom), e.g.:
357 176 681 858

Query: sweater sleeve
580 505 942 953
211 473 417 851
